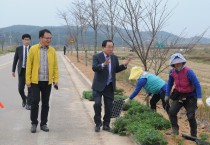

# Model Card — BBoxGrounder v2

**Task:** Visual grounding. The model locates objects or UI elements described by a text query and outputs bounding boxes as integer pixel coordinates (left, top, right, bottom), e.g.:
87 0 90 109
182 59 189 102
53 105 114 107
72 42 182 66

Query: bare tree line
0 35 5 51
58 0 207 75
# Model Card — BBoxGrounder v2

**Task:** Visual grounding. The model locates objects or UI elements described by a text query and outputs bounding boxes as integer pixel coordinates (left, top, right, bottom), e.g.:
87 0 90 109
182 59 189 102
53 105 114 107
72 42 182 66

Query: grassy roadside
69 49 210 125
67 49 210 145
186 48 210 64
82 89 170 145
0 46 16 55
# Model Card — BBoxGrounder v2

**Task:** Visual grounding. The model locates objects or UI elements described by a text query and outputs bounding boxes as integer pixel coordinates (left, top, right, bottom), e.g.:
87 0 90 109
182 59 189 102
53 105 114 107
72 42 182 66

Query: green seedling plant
112 102 170 145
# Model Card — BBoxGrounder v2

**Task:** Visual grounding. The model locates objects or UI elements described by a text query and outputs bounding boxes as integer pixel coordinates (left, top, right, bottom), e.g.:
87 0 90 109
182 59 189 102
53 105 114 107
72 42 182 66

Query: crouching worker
165 53 204 137
124 66 169 113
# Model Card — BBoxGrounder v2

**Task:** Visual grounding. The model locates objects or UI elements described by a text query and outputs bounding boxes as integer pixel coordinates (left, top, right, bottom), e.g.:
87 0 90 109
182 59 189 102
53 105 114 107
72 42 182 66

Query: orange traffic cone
0 102 5 108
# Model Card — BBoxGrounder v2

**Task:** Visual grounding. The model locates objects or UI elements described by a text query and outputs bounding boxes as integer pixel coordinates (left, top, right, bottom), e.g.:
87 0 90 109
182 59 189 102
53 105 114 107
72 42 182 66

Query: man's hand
124 98 131 104
123 57 131 67
53 82 58 90
12 72 15 77
197 98 204 108
104 56 111 66
26 83 31 88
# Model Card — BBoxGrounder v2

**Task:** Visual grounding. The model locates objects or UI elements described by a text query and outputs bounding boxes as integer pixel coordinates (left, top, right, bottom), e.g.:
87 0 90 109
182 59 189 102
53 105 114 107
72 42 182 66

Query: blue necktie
106 55 112 85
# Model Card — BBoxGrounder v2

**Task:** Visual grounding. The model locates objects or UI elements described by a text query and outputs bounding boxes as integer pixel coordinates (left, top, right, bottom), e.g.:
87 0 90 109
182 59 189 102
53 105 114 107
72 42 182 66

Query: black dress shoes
95 123 102 132
22 102 26 108
102 125 111 132
25 104 31 110
40 125 49 132
31 124 37 133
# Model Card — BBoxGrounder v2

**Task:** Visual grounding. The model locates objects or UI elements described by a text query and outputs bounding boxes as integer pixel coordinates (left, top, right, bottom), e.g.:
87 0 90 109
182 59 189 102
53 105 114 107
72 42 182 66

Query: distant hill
0 25 68 46
0 25 209 47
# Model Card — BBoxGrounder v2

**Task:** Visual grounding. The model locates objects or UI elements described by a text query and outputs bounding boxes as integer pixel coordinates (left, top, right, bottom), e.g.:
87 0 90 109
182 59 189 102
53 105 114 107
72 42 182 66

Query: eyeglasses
43 37 52 40
23 38 30 41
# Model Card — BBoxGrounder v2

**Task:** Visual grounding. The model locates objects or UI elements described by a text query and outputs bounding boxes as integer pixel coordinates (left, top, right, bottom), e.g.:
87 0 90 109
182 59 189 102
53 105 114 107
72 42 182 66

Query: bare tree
116 0 205 75
100 0 119 40
72 1 88 50
58 10 80 62
149 30 206 74
71 17 80 62
86 0 102 54
72 0 89 65
57 10 71 47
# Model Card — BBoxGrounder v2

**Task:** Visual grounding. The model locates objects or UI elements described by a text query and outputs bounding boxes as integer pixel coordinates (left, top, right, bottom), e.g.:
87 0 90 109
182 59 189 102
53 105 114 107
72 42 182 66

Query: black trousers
18 68 32 105
169 95 197 136
93 83 114 126
150 91 169 113
31 81 52 126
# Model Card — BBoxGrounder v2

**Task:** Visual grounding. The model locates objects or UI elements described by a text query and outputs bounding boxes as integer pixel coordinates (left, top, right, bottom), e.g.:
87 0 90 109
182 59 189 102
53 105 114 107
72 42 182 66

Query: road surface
0 52 135 145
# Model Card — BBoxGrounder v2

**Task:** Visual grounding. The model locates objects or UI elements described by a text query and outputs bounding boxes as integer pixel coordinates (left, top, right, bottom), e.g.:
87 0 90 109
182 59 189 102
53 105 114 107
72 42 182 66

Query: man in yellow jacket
26 29 59 133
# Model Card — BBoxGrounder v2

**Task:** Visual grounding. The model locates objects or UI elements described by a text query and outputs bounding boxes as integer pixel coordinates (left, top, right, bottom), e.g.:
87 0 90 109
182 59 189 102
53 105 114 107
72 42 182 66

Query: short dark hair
22 34 31 40
39 29 51 38
102 40 114 47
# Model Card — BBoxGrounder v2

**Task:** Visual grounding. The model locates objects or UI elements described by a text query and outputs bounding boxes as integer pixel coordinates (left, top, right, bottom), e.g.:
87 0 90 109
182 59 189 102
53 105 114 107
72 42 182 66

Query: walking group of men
12 31 204 137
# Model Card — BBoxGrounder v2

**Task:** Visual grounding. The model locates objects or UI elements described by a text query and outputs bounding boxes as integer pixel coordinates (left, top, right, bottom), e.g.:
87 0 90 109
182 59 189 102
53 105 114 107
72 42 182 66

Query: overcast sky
0 0 209 38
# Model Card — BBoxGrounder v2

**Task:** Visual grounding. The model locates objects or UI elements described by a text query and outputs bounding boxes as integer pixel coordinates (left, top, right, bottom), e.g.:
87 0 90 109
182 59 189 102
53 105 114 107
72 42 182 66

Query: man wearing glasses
26 29 59 133
12 34 32 110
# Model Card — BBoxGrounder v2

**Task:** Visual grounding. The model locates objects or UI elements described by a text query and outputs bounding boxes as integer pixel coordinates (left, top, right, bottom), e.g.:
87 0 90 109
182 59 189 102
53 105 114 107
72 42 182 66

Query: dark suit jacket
92 52 127 92
12 46 30 75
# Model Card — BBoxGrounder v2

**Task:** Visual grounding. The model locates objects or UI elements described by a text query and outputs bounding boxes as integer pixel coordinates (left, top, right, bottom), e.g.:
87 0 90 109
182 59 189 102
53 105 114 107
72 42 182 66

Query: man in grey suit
92 40 131 132
12 34 32 110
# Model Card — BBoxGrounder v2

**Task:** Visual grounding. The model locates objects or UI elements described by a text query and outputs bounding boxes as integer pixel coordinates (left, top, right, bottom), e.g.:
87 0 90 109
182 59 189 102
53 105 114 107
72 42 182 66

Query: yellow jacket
26 44 59 85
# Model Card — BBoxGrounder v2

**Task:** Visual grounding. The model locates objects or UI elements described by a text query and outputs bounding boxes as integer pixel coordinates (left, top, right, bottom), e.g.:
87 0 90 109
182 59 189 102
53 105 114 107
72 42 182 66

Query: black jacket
12 46 30 75
92 52 126 92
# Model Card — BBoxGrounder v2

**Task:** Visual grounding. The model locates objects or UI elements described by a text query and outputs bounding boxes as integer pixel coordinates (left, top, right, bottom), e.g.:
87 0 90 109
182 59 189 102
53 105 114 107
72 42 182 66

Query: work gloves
124 98 131 104
197 98 204 108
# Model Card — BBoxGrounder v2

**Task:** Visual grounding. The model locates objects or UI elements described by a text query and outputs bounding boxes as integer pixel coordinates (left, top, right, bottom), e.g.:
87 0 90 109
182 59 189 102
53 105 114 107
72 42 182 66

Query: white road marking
0 61 12 68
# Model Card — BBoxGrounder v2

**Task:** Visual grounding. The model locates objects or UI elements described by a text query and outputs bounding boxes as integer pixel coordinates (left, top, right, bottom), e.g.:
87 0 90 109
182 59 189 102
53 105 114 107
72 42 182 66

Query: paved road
0 52 135 145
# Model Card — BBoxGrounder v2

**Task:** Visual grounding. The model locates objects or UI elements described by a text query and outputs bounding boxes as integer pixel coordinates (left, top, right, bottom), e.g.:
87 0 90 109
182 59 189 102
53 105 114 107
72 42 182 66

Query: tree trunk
85 50 88 66
70 44 73 55
94 30 97 54
81 31 85 51
76 46 79 62
143 60 148 72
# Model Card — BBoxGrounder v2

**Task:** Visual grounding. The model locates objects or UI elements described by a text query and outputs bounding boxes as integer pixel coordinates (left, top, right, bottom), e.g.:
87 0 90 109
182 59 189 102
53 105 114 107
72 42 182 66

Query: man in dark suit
92 40 131 132
12 34 32 110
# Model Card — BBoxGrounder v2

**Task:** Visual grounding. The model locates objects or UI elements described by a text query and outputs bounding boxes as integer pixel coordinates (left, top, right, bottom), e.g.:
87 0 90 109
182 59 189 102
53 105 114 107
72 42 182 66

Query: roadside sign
160 42 165 48
70 38 74 43
155 42 165 49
